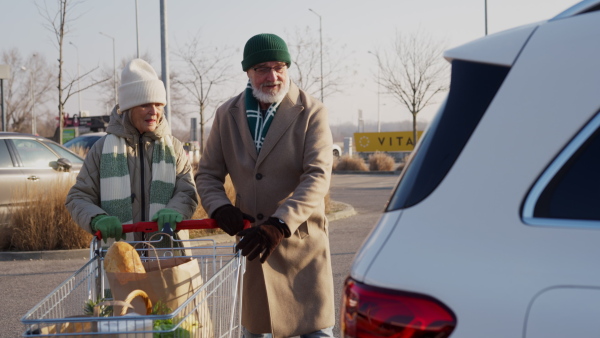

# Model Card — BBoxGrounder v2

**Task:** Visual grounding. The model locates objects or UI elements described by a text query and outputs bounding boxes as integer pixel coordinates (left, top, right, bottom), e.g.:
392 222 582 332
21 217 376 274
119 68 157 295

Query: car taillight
341 278 457 338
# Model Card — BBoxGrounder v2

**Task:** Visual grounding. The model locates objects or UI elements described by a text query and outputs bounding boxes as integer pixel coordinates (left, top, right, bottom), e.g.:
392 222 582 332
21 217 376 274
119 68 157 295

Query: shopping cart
21 219 249 337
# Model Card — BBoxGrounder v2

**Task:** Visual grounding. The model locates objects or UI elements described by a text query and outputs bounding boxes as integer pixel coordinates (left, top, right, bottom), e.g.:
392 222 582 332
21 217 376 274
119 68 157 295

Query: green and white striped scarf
245 81 282 153
100 134 176 241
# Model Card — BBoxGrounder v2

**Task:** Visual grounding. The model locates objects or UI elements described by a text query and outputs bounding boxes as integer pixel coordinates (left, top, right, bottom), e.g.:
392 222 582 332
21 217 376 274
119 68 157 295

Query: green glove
91 215 123 243
151 208 183 231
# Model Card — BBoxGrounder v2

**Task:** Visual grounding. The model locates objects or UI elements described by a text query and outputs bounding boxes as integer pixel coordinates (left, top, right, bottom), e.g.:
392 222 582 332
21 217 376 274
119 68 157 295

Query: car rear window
524 112 600 224
387 60 510 211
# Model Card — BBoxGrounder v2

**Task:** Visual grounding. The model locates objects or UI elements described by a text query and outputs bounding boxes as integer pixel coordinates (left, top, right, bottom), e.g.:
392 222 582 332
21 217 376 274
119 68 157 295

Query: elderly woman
66 59 197 246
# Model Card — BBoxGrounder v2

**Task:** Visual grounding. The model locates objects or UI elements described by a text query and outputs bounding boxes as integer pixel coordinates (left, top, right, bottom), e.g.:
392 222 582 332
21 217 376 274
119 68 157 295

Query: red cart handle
94 219 251 240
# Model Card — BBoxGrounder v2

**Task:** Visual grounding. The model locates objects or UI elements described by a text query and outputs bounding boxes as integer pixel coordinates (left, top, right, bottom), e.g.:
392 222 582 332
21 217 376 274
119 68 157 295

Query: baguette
104 242 145 273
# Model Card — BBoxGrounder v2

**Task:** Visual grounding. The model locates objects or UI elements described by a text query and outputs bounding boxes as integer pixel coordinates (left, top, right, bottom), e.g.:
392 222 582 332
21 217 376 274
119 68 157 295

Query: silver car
0 132 83 211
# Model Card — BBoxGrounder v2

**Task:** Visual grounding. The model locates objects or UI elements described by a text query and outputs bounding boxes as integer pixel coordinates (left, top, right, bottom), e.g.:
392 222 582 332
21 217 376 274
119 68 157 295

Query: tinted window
533 118 600 221
387 60 510 211
64 135 101 150
12 139 58 168
0 139 14 168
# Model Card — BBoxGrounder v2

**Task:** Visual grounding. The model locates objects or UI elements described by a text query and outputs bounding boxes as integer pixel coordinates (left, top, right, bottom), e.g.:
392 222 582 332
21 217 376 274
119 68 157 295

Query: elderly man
195 33 335 337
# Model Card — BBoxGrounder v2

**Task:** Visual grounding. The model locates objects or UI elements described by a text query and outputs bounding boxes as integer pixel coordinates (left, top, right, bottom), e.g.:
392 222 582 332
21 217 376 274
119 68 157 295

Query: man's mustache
261 81 282 88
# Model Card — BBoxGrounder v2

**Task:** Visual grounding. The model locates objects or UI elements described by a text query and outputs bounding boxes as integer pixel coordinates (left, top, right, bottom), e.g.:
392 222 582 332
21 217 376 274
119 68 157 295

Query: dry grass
0 158 337 249
68 145 88 158
0 214 11 249
2 176 92 251
188 175 236 238
324 192 331 214
334 155 368 171
369 152 396 171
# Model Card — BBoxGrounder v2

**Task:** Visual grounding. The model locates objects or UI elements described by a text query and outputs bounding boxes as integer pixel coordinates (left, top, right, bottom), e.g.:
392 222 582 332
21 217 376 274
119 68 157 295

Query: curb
326 201 357 222
0 201 357 261
333 170 400 175
0 249 91 261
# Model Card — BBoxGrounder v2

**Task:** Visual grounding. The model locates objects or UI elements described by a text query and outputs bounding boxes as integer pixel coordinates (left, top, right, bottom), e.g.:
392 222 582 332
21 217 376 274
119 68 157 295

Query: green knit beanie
241 33 292 71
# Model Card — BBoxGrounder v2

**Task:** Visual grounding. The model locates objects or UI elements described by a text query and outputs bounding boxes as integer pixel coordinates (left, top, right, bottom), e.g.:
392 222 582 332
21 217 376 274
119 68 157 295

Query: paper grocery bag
106 257 214 337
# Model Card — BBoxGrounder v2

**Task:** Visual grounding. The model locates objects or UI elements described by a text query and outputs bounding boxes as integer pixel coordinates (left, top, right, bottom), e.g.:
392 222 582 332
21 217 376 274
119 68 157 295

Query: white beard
252 78 290 105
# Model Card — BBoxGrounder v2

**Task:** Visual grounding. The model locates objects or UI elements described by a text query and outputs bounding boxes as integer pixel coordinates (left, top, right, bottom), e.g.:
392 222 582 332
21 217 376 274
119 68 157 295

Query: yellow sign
354 131 423 152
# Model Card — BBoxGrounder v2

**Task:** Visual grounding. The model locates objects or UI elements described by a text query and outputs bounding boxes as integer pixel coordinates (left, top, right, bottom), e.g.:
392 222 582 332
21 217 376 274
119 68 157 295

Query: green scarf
100 134 176 242
245 81 282 153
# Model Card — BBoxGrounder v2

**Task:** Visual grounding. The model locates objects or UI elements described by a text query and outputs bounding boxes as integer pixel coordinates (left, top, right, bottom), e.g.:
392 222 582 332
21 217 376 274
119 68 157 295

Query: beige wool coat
66 106 198 241
195 82 335 337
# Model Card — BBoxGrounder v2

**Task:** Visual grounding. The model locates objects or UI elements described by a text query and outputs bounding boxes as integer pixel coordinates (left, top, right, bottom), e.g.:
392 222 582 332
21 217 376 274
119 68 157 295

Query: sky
1 0 581 131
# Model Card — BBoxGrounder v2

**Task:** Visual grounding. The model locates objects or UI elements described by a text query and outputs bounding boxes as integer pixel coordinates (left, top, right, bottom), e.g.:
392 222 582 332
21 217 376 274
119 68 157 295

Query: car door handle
27 175 40 181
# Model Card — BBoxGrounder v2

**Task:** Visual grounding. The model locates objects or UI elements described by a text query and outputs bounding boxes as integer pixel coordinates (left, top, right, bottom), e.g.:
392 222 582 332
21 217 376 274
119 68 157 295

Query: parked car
341 1 600 337
333 144 342 158
63 131 106 153
0 132 83 211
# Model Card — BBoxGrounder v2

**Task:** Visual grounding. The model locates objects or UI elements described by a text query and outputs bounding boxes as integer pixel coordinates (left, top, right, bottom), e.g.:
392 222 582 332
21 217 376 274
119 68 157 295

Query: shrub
69 145 88 158
189 175 236 238
334 155 368 171
0 214 11 250
324 192 331 214
4 176 92 251
369 152 395 171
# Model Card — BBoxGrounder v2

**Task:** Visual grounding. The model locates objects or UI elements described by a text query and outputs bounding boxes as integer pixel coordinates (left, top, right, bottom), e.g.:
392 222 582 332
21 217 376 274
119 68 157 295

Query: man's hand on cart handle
94 219 251 241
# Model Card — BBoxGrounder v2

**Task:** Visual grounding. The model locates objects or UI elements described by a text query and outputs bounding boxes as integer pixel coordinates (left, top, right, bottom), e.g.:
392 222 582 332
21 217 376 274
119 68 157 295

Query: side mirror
50 158 73 172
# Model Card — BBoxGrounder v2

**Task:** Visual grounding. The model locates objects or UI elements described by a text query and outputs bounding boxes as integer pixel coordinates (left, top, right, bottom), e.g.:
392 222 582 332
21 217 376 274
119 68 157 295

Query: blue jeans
242 326 334 338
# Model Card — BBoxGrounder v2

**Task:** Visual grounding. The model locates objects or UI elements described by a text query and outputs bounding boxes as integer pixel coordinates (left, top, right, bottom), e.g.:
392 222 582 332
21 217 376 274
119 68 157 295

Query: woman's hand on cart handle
94 219 251 240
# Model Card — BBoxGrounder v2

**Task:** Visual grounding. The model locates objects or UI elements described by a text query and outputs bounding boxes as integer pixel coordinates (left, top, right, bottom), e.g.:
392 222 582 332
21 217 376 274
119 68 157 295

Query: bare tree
36 0 109 143
1 49 55 134
173 34 236 153
286 26 353 102
374 29 449 145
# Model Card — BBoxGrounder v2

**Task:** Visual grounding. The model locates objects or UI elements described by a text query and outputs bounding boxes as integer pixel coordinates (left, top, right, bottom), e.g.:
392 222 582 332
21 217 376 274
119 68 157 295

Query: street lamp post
308 8 323 103
20 66 35 134
99 32 117 107
160 0 171 121
485 0 488 35
69 41 82 114
135 0 140 58
368 51 381 132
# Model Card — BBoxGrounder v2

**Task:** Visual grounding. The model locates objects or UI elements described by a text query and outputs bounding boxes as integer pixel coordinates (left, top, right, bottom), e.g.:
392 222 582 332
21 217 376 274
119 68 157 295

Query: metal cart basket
21 219 247 337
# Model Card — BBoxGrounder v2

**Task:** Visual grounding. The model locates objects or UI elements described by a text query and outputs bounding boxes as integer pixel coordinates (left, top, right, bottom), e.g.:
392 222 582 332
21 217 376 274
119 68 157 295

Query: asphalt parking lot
0 173 400 337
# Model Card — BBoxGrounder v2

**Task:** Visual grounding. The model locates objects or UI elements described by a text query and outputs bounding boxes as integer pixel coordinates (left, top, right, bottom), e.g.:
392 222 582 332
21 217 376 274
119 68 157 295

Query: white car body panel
349 4 600 338
444 22 539 67
525 287 600 338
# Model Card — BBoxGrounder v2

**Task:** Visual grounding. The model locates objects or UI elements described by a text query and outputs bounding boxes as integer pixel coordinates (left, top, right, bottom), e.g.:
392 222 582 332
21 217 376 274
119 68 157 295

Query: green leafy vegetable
83 298 113 317
151 301 192 338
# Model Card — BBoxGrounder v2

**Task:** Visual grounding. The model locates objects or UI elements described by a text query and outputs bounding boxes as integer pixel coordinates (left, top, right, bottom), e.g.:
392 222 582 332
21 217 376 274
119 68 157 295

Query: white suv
341 1 600 337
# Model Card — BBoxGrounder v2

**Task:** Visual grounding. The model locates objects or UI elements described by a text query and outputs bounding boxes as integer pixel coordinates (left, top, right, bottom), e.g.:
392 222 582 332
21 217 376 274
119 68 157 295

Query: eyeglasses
252 65 287 75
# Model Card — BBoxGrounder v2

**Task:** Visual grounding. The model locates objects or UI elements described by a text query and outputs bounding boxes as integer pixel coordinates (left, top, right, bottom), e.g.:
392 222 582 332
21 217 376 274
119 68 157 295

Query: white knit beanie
118 59 166 111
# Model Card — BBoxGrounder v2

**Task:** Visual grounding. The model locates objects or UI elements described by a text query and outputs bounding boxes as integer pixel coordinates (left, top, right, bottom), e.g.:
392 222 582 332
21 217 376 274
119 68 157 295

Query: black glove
236 217 291 263
212 204 255 236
